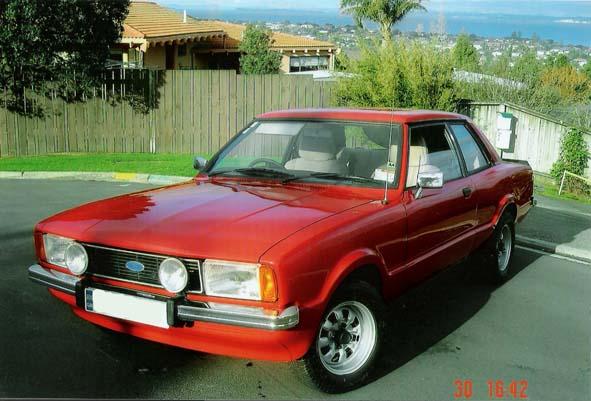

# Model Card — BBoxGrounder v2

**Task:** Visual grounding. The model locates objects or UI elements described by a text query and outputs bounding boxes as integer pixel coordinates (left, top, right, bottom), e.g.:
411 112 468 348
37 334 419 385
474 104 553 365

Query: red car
29 109 534 393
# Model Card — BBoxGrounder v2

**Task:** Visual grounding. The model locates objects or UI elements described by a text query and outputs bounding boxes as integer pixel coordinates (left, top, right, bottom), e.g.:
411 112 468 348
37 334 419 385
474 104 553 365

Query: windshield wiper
282 172 376 184
209 168 297 180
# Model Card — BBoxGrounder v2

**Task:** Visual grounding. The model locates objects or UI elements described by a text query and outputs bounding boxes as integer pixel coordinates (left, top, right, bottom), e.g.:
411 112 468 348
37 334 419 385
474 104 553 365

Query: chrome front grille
83 244 202 293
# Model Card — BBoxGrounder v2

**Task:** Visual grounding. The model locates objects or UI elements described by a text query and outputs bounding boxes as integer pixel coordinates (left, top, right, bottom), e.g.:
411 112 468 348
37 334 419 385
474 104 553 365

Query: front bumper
28 264 299 331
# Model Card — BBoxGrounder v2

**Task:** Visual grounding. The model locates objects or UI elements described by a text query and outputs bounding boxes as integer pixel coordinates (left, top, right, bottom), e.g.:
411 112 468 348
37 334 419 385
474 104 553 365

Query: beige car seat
406 135 428 187
285 127 348 174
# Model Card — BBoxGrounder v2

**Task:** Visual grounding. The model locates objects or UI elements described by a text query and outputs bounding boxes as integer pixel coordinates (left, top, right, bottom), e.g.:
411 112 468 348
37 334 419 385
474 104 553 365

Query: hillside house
112 1 338 73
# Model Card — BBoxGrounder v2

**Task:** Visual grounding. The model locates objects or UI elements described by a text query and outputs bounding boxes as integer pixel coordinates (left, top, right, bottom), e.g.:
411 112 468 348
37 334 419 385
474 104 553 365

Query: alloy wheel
497 224 512 272
317 301 377 375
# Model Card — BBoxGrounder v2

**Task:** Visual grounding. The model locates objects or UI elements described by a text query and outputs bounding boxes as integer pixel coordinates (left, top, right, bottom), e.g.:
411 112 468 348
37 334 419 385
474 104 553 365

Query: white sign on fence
496 112 514 150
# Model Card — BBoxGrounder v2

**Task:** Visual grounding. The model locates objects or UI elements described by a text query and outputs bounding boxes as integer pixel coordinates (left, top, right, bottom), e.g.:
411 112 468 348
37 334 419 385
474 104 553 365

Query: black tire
483 212 516 283
296 280 386 393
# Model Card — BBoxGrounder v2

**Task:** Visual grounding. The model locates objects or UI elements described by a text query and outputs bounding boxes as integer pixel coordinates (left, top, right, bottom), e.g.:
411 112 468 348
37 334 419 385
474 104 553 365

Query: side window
450 124 489 174
407 124 463 187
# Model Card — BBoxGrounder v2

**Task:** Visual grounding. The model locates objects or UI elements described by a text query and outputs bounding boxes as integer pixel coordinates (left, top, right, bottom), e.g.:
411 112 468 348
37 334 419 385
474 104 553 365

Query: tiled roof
122 23 145 39
123 1 336 50
205 21 336 50
123 1 224 39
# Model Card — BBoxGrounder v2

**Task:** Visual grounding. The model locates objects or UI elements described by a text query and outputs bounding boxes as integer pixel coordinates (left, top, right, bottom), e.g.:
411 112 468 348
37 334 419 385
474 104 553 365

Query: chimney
183 10 187 23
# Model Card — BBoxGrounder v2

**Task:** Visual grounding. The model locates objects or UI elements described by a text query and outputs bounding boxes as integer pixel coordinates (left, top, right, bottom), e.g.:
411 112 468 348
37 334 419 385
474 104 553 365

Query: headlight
158 258 188 293
202 260 277 302
64 243 88 275
43 234 88 275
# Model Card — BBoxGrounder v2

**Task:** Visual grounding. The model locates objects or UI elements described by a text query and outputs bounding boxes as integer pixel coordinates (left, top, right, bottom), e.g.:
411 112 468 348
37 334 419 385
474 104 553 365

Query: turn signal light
259 265 278 302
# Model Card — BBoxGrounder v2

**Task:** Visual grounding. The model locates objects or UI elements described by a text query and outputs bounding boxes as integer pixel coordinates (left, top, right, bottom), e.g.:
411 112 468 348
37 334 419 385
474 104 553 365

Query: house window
178 44 187 57
289 56 330 72
109 50 123 62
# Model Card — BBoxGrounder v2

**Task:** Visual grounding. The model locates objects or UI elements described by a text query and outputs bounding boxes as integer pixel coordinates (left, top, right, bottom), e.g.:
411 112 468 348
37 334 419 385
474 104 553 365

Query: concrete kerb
0 171 190 185
516 235 591 264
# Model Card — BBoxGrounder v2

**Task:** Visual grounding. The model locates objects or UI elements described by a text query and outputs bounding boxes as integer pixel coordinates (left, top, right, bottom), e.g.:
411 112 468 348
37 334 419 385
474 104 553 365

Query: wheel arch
316 249 387 308
492 194 517 228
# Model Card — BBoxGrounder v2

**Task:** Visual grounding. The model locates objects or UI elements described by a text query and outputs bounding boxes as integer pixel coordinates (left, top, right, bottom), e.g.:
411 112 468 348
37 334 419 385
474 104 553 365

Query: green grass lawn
534 174 591 205
540 184 591 205
0 153 210 177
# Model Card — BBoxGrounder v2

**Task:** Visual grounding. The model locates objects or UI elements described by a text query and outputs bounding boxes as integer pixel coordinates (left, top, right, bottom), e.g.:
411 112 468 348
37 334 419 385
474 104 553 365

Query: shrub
334 39 457 111
539 66 591 104
550 128 590 195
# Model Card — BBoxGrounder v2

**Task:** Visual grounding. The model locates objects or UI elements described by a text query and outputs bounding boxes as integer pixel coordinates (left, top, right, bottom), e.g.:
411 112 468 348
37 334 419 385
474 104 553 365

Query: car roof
257 108 468 124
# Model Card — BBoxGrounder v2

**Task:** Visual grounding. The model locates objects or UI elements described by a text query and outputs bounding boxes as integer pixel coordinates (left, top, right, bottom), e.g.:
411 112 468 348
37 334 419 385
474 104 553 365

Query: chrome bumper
28 264 299 330
28 264 79 295
177 303 299 330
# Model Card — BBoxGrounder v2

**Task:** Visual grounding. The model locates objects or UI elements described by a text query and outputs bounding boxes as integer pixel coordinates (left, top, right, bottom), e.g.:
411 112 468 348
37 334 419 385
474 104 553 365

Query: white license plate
85 288 169 329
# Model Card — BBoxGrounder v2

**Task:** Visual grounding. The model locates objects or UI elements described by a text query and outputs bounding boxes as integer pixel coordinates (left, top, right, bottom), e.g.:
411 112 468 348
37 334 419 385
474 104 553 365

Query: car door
447 122 495 228
401 122 478 281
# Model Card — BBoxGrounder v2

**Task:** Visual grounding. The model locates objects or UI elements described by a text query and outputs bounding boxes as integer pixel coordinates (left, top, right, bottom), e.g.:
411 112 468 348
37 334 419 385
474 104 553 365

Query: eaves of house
121 1 226 51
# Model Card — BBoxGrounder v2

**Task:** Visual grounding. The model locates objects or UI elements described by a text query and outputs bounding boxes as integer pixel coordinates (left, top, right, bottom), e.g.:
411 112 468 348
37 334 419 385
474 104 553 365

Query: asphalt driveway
0 179 589 400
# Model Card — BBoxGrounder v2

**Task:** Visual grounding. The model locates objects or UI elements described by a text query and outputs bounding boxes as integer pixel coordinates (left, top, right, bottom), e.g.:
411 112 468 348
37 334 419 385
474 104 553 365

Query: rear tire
297 281 386 393
483 212 515 283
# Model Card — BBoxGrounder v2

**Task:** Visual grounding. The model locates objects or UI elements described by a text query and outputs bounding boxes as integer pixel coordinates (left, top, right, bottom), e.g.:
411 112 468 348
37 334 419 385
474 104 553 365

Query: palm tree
341 0 426 44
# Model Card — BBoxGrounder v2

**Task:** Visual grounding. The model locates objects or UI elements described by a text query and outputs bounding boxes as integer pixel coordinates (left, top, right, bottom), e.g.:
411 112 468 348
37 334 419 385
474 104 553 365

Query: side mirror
415 165 443 199
193 157 207 171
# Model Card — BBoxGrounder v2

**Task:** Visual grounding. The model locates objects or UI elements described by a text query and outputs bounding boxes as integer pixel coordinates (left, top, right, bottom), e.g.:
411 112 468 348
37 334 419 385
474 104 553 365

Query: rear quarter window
450 124 490 174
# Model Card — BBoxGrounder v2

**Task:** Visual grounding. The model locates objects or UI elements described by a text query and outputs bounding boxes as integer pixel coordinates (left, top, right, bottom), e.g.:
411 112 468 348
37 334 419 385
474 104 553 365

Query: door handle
462 187 472 198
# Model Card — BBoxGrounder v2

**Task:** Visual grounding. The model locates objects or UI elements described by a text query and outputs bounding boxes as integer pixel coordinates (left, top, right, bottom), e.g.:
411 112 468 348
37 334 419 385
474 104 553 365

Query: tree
584 59 591 80
539 66 591 103
545 54 570 68
340 0 426 44
334 51 352 72
452 33 480 71
238 25 282 75
511 50 544 82
0 0 129 115
488 47 512 78
480 42 494 70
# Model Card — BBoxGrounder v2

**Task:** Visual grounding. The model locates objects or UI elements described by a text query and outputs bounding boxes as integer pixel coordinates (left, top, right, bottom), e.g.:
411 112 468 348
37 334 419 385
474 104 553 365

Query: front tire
299 281 385 393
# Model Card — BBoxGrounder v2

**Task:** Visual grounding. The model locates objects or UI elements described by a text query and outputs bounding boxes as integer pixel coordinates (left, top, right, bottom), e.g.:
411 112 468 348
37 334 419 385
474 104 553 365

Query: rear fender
491 194 516 228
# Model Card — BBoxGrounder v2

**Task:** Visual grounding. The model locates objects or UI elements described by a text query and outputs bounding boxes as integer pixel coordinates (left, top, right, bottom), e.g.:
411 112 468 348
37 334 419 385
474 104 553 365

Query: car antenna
382 103 396 205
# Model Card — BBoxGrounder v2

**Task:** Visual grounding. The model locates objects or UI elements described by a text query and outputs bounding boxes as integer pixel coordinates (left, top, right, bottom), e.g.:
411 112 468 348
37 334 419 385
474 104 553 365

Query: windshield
207 120 403 187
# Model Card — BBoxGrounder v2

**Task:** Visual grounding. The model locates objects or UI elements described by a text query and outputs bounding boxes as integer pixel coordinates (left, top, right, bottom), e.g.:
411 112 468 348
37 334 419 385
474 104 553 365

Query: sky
152 0 591 45
158 0 591 13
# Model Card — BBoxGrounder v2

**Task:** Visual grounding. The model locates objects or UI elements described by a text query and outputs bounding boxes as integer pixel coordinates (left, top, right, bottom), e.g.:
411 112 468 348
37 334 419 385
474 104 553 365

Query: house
111 1 338 73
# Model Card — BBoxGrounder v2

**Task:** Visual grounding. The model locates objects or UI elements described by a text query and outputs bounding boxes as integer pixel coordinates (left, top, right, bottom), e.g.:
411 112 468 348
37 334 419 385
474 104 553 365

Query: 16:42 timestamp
453 379 529 399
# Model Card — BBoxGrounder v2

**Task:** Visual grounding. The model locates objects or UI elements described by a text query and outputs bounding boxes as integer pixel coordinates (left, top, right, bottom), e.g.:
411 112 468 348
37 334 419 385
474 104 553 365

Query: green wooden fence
0 69 336 157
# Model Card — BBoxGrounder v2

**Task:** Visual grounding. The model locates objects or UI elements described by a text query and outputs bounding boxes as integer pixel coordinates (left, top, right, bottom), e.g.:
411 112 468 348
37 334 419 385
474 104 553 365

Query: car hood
37 180 373 261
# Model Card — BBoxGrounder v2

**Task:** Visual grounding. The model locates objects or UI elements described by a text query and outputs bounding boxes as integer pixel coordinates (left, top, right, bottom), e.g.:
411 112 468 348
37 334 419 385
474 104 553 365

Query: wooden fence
0 69 335 157
458 101 591 178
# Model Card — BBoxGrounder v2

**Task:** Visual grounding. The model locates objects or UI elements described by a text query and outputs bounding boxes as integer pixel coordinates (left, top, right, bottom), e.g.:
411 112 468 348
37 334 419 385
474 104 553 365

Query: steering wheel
248 158 286 170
